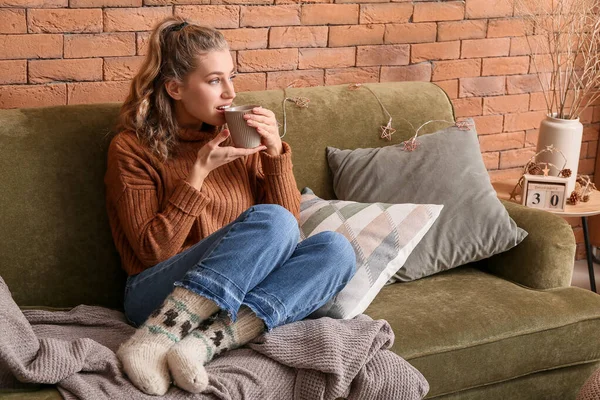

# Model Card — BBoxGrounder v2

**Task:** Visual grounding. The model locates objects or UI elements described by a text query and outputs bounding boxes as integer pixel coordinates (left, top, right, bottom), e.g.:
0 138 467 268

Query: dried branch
516 0 600 119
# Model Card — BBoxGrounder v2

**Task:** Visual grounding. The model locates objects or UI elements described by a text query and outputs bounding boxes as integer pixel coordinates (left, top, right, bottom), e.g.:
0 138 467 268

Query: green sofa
1 82 599 399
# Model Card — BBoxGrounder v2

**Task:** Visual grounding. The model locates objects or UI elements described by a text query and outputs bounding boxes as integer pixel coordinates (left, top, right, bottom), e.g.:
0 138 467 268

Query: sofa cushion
299 188 442 319
365 267 600 398
326 119 527 281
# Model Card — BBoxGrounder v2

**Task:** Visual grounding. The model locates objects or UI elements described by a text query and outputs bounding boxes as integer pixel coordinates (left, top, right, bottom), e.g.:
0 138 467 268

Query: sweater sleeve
106 136 211 268
252 141 301 219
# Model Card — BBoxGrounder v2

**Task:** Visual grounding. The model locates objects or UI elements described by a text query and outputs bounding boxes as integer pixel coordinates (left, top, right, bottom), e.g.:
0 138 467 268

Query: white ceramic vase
535 114 583 194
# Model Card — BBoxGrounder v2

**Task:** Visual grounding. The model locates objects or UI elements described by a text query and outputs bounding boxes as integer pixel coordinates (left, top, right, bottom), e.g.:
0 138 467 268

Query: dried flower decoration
509 144 568 201
567 174 597 204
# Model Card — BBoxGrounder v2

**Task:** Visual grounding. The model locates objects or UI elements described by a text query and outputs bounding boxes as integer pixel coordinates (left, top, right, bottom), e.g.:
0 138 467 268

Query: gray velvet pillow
327 118 527 282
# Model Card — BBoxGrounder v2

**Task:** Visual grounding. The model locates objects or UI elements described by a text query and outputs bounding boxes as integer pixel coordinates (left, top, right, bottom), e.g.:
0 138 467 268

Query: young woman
105 17 356 396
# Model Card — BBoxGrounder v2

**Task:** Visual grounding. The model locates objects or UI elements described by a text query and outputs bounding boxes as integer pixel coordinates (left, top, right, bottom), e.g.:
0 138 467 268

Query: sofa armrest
481 199 576 289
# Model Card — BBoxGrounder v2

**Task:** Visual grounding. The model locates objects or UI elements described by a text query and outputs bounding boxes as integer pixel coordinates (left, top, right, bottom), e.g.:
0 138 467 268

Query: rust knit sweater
104 128 301 276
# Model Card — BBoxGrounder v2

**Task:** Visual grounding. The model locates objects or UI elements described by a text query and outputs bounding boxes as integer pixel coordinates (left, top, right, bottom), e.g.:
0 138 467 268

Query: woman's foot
117 287 219 395
167 306 265 393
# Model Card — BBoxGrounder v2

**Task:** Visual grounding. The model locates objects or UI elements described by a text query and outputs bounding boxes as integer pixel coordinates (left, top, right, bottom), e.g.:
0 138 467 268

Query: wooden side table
493 179 598 293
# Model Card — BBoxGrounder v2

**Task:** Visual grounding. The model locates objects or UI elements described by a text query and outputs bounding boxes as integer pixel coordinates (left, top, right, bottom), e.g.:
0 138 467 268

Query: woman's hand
187 129 266 190
243 107 282 156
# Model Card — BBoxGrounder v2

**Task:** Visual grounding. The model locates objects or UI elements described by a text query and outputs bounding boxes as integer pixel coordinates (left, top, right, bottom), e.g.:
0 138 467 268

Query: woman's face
167 49 237 129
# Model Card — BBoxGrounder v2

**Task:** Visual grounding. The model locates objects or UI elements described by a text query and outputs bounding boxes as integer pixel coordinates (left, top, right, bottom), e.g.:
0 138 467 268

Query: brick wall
1 0 599 258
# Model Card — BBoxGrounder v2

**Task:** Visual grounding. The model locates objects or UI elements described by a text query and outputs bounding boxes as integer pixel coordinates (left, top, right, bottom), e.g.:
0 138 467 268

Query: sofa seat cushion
365 267 600 398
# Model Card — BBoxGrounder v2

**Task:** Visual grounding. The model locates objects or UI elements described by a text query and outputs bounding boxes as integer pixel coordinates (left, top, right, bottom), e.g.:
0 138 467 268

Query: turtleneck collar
177 124 219 142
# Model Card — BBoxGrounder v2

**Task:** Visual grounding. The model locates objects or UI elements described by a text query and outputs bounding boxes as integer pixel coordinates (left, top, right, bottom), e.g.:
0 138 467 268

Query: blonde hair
117 17 229 161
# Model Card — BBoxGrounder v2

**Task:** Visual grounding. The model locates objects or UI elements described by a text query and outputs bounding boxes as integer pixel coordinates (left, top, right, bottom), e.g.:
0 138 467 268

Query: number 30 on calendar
522 174 568 212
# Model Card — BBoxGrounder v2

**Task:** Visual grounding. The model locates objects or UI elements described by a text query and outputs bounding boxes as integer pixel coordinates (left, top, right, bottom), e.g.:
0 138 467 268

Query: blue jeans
123 204 356 330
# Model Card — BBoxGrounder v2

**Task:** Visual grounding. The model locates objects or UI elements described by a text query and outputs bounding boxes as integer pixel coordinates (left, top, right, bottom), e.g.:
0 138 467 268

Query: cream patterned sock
116 287 219 395
167 306 266 393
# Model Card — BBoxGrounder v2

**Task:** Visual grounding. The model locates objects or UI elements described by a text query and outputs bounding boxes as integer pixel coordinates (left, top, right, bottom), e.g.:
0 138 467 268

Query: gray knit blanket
0 277 428 400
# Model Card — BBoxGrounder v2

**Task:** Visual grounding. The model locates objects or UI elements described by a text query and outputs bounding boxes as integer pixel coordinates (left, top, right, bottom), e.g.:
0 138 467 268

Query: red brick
269 26 327 48
136 32 149 56
213 0 271 5
0 0 66 7
413 1 464 22
241 5 300 27
513 0 553 16
104 56 144 80
525 128 538 147
411 41 460 63
266 69 323 89
583 124 600 142
489 167 525 182
435 79 458 99
482 152 500 169
472 114 504 134
67 81 130 105
580 142 589 160
238 48 298 72
28 9 102 33
594 106 600 123
0 9 26 34
65 33 135 58
432 59 481 81
459 76 505 98
483 94 529 115
384 23 436 44
357 44 409 66
175 6 239 29
380 63 432 82
221 28 268 51
438 20 486 41
482 56 529 76
507 73 550 94
487 18 533 38
324 67 379 85
453 97 482 117
104 7 172 32
29 58 103 83
0 84 66 108
71 0 141 7
529 54 553 73
145 0 208 5
578 158 596 175
0 60 26 84
479 131 525 152
466 0 513 19
329 24 384 47
580 107 594 124
301 4 358 25
336 0 387 4
0 34 62 60
504 111 546 131
299 47 354 69
499 147 537 169
529 92 549 111
588 140 598 158
510 35 547 56
233 72 266 92
461 38 510 58
360 3 413 24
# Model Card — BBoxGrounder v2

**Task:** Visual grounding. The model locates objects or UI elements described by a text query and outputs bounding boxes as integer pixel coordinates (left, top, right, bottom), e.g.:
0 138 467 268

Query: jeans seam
245 287 285 324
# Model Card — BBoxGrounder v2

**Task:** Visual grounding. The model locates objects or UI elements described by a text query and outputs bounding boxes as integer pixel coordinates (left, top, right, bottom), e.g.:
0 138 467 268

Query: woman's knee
251 204 299 243
317 231 356 281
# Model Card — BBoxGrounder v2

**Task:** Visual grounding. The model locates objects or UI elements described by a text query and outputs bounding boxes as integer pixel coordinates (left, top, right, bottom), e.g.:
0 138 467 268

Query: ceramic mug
224 105 262 148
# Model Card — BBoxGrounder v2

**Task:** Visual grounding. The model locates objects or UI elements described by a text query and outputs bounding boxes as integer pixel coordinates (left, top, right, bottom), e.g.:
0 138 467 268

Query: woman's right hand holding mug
187 129 266 190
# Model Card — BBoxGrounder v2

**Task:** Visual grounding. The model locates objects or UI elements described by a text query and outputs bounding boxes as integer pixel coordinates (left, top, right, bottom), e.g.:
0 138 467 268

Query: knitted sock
117 287 219 395
167 306 266 393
